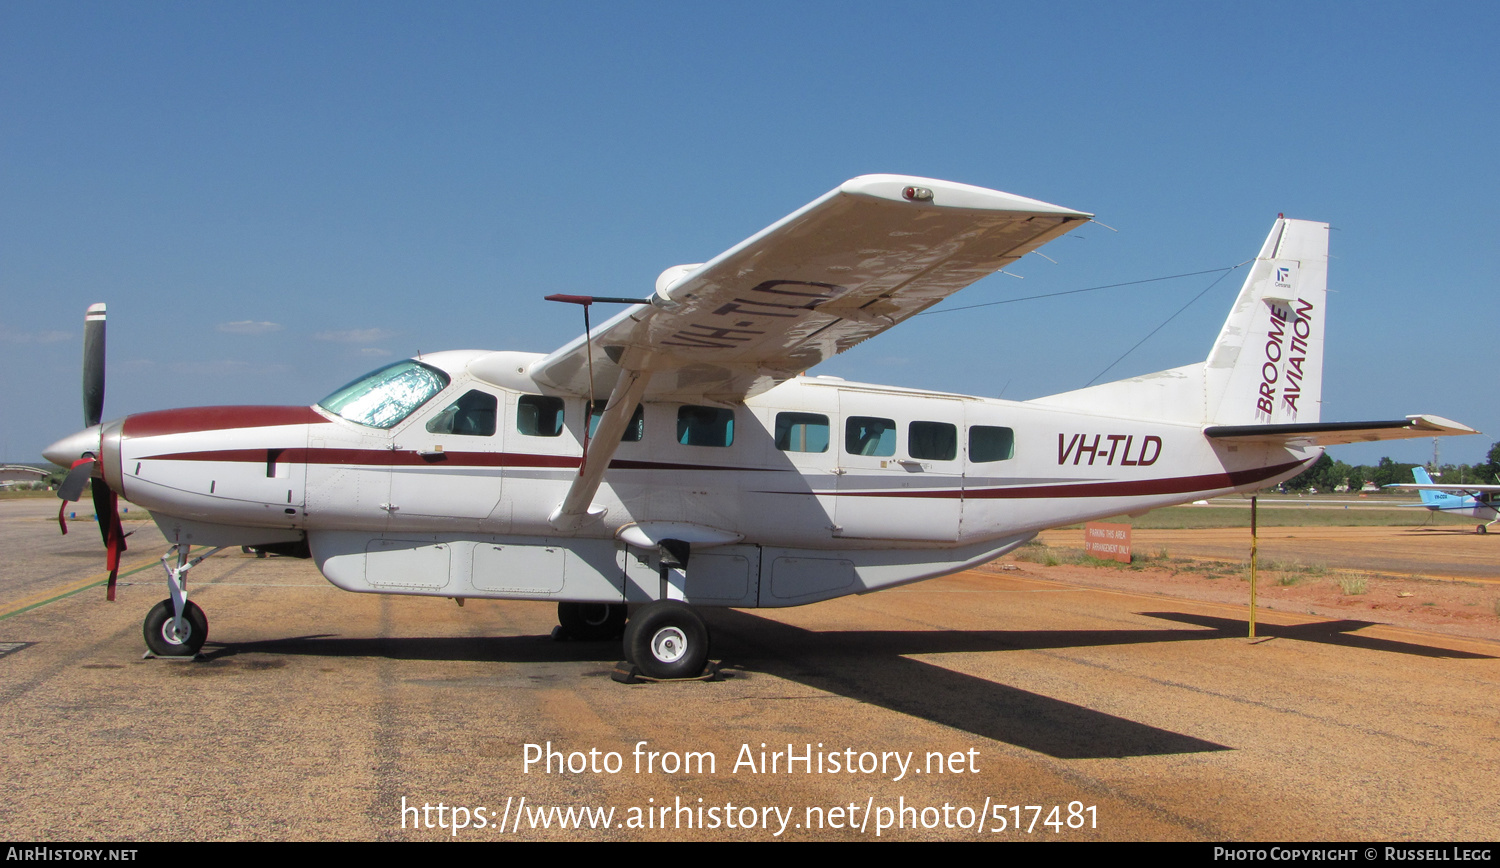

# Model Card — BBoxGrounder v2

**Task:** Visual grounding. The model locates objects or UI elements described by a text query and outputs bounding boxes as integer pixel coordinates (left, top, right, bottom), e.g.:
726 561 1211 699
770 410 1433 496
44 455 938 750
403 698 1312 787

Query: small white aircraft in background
44 175 1476 679
1388 467 1499 534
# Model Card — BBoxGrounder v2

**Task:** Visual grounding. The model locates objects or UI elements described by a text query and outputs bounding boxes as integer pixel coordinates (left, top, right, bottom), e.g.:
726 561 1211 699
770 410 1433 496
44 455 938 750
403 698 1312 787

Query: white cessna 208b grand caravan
45 175 1474 679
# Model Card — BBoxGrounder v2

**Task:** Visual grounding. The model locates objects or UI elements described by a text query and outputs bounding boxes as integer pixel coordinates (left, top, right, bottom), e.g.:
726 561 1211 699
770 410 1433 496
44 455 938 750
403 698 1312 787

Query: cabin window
588 401 645 442
425 390 498 436
970 426 1016 462
775 412 830 453
909 421 957 461
677 406 734 447
845 416 896 457
517 395 565 437
318 360 451 429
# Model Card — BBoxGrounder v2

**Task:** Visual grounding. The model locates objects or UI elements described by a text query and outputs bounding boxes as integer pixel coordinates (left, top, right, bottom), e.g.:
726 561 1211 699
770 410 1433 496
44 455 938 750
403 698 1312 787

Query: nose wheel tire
143 599 208 657
622 601 708 679
557 602 627 641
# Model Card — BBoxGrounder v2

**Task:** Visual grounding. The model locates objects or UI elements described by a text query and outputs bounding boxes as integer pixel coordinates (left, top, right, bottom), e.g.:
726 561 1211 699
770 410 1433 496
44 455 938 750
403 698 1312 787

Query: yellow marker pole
1248 495 1258 639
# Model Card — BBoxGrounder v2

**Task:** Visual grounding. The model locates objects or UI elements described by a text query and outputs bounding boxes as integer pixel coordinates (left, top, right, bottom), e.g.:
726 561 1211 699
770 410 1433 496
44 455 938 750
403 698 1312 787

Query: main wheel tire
624 601 708 680
143 599 208 657
557 602 626 641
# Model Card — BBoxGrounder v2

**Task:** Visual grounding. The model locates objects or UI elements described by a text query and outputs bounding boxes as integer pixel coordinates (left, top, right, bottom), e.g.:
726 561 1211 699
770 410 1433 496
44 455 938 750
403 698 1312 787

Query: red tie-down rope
103 487 126 601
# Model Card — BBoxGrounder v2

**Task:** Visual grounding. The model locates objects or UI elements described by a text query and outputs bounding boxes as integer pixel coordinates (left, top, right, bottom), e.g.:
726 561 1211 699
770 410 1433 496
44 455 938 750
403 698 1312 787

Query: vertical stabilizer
1412 467 1443 507
1205 218 1329 426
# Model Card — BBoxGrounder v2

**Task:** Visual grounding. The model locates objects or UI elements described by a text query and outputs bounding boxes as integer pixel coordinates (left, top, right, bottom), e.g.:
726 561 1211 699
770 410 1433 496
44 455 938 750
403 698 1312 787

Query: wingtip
1406 414 1481 436
838 175 1091 218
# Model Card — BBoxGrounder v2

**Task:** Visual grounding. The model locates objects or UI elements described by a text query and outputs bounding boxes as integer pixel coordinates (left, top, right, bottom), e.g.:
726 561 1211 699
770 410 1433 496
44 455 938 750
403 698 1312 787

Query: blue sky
4 2 1496 467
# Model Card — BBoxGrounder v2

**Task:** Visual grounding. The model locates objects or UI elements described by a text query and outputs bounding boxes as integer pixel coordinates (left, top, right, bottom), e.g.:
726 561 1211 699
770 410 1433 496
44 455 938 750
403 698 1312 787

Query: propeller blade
83 303 106 428
91 478 127 601
90 477 114 547
57 458 95 502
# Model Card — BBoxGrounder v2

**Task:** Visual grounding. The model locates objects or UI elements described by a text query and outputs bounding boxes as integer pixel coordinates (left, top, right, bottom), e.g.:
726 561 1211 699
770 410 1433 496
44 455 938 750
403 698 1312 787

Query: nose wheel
142 543 225 658
143 599 208 657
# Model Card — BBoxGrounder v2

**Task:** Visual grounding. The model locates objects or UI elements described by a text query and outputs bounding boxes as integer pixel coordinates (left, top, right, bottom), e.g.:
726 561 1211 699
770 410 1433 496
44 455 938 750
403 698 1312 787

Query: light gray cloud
0 326 71 344
217 321 283 335
314 328 395 343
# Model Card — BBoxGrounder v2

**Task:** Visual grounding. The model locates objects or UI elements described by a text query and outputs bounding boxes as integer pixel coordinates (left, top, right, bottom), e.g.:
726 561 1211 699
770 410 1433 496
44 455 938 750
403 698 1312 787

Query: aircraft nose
43 425 102 468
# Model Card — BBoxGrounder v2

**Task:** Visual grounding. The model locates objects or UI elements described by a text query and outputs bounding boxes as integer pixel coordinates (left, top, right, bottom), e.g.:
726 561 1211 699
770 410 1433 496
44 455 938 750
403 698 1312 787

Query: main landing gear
556 601 627 641
622 601 710 680
554 600 712 680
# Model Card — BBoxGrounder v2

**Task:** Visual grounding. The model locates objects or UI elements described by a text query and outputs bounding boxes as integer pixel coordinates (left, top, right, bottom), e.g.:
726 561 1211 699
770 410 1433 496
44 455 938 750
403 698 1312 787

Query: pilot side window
425 390 498 436
677 406 734 447
587 400 645 442
775 412 829 453
909 421 957 461
969 426 1016 462
846 416 896 457
317 360 451 430
517 395 565 437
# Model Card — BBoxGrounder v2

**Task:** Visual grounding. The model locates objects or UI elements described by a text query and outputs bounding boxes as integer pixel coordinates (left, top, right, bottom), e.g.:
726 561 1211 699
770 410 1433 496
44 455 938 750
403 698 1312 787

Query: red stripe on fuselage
965 459 1306 498
122 406 326 438
839 459 1306 499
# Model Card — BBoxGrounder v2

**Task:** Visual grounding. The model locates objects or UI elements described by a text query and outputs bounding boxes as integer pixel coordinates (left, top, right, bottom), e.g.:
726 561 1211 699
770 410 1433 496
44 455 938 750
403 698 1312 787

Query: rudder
1205 218 1329 426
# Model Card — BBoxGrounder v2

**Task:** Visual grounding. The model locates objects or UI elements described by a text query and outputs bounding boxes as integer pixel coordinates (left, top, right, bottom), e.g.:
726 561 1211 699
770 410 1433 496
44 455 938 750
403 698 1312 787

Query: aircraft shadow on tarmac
193 608 1488 760
1137 611 1494 660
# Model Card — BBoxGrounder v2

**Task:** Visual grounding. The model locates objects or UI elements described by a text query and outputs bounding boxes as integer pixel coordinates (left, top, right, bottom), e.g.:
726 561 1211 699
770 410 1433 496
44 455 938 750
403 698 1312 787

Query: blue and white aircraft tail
1389 468 1500 534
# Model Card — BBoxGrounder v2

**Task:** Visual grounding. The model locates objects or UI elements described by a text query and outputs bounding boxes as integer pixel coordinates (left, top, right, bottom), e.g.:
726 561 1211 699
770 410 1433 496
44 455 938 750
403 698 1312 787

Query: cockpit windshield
317 360 451 429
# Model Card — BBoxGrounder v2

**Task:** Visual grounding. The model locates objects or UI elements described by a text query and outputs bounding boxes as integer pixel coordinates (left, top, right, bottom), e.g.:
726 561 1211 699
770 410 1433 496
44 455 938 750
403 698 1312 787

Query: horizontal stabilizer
1203 415 1477 447
1386 483 1500 493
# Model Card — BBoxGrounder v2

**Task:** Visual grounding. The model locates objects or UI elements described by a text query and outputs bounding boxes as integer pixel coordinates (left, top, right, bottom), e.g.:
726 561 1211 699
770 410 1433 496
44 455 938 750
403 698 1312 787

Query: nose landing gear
143 599 208 657
141 544 227 658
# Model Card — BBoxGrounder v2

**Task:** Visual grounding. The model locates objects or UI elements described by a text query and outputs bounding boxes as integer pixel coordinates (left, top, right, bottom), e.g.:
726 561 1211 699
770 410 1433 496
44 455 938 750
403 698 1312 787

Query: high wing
519 174 1090 530
524 175 1091 404
1204 415 1478 447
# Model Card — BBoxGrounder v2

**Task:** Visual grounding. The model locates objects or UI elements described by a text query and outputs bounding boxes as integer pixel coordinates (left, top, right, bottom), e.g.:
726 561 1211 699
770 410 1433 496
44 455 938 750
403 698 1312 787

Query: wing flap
530 175 1090 402
1204 414 1478 446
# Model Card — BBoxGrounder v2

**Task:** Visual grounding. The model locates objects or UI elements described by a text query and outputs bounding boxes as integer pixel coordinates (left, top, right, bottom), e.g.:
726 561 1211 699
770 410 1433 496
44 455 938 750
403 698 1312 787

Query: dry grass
1084 502 1475 529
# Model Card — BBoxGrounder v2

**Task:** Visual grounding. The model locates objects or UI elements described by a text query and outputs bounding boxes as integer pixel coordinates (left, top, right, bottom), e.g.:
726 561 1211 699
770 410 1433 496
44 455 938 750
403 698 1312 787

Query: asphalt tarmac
2 498 1496 841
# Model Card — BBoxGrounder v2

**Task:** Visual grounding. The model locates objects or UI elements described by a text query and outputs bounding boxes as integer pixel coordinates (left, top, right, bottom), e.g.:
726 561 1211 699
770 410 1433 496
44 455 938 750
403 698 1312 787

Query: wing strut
548 368 653 531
